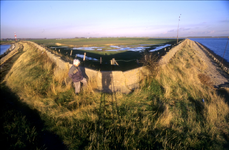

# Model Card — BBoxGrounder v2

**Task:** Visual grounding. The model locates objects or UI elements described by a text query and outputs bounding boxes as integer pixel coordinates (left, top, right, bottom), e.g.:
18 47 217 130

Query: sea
189 38 229 63
0 45 11 55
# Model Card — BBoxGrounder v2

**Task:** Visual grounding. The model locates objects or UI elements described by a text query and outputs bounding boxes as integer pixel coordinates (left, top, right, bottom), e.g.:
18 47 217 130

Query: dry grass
156 40 229 147
0 43 21 65
2 40 229 149
55 43 62 46
140 53 159 77
3 41 102 117
157 40 210 100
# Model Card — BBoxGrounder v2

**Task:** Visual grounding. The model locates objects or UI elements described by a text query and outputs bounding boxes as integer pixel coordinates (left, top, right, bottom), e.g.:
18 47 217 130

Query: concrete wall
27 40 187 93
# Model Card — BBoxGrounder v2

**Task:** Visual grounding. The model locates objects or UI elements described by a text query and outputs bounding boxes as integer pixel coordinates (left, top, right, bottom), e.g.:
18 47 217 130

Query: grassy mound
1 41 229 149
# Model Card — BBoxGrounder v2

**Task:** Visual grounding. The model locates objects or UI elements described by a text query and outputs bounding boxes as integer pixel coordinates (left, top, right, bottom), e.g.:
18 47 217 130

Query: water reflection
53 44 172 53
149 44 171 52
75 54 98 61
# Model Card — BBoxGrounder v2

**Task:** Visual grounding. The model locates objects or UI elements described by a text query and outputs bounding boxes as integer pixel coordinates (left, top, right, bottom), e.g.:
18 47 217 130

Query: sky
1 1 229 38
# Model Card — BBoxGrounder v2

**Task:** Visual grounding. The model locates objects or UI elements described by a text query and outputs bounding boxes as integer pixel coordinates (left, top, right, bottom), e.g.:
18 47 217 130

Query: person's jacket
68 65 83 82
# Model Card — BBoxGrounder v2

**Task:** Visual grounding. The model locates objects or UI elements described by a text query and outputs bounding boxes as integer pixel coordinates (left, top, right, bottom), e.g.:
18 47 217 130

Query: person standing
68 59 87 95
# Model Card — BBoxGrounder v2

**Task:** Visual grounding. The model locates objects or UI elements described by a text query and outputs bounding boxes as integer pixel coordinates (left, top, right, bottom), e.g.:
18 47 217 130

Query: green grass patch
30 38 177 47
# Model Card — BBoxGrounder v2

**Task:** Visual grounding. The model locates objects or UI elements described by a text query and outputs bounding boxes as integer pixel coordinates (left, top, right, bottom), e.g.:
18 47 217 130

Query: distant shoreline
0 44 15 59
187 36 228 38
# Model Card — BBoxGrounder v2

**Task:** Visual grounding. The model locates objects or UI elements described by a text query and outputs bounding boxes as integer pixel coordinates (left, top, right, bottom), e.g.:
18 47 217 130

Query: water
106 46 146 52
75 54 98 61
149 44 171 52
73 44 168 52
0 45 11 55
189 38 229 63
51 46 68 49
73 47 102 51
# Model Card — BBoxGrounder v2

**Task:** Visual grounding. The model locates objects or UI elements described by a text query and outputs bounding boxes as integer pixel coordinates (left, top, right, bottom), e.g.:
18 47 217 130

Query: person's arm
68 66 75 79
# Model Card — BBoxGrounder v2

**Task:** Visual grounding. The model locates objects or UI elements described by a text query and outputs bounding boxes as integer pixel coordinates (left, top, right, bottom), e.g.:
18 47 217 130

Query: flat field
0 41 16 45
31 38 181 71
30 37 177 47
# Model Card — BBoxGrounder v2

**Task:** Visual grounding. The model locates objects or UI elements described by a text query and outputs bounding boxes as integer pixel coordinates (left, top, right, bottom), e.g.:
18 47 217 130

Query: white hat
73 59 80 66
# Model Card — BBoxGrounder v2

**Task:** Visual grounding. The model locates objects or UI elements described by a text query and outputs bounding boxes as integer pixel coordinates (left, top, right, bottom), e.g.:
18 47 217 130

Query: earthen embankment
0 43 22 66
26 40 188 93
195 42 229 75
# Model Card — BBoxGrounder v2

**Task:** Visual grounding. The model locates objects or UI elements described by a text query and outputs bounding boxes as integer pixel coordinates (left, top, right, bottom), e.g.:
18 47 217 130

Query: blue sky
1 1 229 38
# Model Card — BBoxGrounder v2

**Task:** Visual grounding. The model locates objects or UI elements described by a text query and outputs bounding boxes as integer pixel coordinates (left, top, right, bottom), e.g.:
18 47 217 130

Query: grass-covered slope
1 41 229 149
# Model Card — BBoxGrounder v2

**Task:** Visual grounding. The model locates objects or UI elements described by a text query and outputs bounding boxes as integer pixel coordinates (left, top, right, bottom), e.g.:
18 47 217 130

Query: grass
30 37 177 47
0 43 23 65
0 40 16 45
35 38 181 71
0 49 46 150
1 40 229 149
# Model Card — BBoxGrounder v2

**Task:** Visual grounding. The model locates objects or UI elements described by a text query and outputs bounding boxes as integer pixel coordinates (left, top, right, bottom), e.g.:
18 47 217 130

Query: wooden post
110 58 119 66
83 52 86 61
114 58 119 66
165 48 166 51
99 57 102 70
70 50 73 56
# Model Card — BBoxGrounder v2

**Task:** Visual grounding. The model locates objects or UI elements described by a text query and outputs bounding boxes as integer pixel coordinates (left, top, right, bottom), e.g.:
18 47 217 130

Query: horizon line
1 36 229 39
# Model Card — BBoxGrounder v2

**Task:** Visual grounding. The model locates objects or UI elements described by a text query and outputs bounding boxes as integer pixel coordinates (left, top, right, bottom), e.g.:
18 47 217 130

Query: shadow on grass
90 92 165 149
217 82 229 106
188 96 205 122
0 84 67 150
0 44 66 149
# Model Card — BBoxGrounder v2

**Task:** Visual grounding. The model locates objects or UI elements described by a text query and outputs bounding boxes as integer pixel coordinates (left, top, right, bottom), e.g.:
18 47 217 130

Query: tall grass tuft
140 53 159 77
